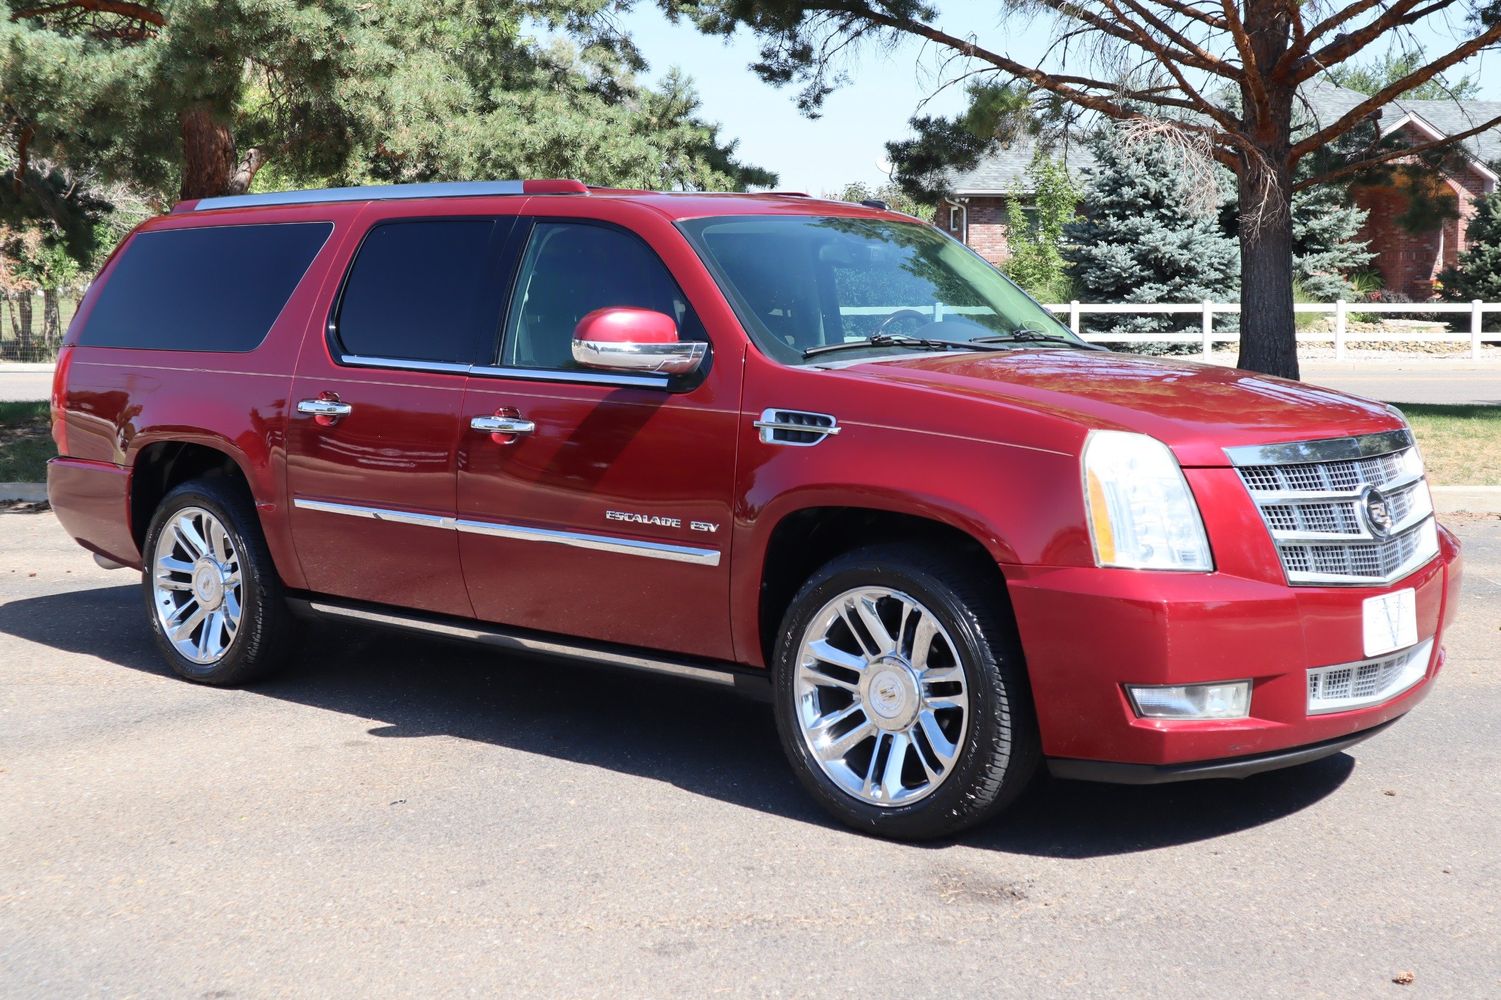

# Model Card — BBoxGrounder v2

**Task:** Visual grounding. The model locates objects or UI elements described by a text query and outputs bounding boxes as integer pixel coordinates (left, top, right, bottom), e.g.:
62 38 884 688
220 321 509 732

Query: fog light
1127 681 1251 720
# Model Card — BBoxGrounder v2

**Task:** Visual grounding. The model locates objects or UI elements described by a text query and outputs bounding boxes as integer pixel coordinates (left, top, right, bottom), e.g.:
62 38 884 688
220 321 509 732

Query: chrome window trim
195 180 527 212
292 499 720 566
1224 428 1414 466
469 365 671 390
337 355 474 375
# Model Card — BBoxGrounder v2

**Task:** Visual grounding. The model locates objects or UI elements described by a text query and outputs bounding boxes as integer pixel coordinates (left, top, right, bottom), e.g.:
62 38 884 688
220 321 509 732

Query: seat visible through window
503 222 704 370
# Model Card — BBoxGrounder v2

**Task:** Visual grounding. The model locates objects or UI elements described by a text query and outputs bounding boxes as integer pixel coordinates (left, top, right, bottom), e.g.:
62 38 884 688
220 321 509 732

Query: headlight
1082 430 1212 571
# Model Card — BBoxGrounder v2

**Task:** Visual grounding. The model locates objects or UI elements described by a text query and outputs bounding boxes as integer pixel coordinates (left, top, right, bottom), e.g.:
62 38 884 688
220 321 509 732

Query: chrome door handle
471 415 535 436
297 399 353 417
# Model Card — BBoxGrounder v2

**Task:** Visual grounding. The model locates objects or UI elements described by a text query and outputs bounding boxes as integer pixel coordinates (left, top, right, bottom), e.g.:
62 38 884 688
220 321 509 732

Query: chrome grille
1307 639 1432 715
1226 430 1440 586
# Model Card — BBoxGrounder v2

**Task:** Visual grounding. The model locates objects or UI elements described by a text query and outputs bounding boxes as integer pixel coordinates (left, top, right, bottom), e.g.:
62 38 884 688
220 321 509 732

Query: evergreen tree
1440 192 1501 329
1290 182 1373 301
1 1 773 207
1063 125 1238 334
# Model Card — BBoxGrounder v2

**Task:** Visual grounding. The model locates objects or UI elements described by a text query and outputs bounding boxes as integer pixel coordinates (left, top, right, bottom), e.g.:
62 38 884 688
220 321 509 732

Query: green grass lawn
0 401 54 482
1401 404 1501 487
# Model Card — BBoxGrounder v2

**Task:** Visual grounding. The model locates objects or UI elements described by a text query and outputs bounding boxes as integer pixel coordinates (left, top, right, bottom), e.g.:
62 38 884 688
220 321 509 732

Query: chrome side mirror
571 307 707 377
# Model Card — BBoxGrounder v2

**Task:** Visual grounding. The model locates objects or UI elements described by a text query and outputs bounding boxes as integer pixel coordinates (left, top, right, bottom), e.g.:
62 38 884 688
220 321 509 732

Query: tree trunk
42 287 61 350
178 103 238 200
1235 167 1299 380
1236 3 1299 380
16 292 35 361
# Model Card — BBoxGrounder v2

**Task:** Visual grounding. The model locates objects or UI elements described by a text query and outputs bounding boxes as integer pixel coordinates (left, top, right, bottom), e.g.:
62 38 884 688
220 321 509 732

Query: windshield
677 215 1083 365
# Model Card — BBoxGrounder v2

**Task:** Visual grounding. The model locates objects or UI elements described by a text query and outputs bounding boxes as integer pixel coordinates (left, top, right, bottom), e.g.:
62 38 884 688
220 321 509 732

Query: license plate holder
1363 588 1417 657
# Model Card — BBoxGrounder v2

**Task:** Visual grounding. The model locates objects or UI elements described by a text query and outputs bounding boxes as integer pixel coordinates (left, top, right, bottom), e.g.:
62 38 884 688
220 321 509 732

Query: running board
287 596 771 700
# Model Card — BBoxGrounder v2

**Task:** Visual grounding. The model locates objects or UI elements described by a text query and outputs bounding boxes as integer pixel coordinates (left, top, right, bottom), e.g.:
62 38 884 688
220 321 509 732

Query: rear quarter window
78 222 332 352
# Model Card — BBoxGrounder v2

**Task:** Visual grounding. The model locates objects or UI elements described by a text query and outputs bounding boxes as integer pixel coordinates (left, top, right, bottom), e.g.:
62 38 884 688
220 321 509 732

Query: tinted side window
502 222 705 370
80 223 331 352
334 219 498 364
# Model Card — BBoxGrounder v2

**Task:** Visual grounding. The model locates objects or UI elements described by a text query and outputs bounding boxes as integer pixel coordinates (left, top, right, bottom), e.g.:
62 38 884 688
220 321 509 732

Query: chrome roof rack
188 178 587 212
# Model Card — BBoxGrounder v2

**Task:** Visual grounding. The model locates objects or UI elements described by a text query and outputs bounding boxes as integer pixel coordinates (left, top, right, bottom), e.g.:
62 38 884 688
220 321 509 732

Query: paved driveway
1 511 1498 999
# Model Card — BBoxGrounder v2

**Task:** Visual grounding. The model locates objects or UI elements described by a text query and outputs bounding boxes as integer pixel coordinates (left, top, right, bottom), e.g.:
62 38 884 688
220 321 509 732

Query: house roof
944 135 1095 196
1299 77 1501 167
946 80 1500 197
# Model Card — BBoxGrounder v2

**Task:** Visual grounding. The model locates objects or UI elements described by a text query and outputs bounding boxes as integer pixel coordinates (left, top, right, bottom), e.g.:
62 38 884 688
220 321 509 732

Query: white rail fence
1039 300 1501 361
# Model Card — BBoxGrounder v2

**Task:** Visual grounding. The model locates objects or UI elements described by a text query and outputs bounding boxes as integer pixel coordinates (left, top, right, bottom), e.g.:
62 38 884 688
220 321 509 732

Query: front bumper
1005 523 1463 771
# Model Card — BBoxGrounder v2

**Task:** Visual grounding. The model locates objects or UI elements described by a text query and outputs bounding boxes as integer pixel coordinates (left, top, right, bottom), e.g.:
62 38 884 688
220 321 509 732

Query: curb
0 483 47 503
1431 486 1501 515
0 364 56 374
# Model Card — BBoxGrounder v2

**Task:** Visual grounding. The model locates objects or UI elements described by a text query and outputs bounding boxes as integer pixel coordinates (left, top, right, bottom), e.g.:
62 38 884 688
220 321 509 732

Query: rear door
285 210 515 615
455 215 740 659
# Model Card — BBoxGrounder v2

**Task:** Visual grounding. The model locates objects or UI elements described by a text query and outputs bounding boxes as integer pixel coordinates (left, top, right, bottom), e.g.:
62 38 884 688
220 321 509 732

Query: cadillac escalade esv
48 179 1465 839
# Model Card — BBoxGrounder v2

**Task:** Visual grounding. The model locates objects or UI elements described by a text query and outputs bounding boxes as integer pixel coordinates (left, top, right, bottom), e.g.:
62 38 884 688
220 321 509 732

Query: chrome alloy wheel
151 506 242 665
793 587 970 807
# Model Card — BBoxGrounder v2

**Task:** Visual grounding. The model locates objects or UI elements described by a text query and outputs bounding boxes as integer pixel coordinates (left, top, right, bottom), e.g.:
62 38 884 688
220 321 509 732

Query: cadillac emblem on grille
1361 485 1394 538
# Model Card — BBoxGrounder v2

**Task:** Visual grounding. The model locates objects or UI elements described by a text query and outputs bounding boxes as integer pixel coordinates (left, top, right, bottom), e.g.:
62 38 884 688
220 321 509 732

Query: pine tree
1 2 774 206
1440 192 1501 329
1063 125 1239 334
1290 183 1373 301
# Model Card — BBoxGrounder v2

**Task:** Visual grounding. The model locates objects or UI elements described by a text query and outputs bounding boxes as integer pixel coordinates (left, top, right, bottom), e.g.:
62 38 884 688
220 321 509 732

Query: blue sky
614 6 1501 195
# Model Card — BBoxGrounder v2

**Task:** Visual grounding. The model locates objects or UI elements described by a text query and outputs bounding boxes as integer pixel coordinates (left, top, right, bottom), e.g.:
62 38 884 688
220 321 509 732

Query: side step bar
287 596 771 700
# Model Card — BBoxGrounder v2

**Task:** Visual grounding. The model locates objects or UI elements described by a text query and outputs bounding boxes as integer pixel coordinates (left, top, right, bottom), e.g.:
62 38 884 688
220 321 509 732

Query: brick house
933 138 1092 265
1304 80 1500 298
937 81 1500 299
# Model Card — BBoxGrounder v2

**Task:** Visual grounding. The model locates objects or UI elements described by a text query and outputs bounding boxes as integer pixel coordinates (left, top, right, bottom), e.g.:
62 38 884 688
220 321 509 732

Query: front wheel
141 477 293 685
772 544 1039 839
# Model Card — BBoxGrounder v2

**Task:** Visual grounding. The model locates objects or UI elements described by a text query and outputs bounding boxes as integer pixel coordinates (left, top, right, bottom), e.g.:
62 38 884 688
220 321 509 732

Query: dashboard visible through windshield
677 215 1086 365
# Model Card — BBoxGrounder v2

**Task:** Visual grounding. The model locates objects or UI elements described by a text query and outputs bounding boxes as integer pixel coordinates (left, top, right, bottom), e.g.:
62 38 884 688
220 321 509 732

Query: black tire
772 543 1040 840
141 477 293 686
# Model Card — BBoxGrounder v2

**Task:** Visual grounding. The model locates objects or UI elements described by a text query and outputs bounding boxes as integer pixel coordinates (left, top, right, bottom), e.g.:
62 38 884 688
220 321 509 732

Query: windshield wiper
803 333 1009 359
971 329 1107 351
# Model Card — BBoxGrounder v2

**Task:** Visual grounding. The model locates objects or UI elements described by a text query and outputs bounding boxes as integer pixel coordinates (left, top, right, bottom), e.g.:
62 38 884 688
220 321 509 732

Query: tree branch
1300 0 1451 50
1219 0 1270 125
1293 0 1457 80
1291 19 1501 158
1296 110 1501 189
11 0 164 25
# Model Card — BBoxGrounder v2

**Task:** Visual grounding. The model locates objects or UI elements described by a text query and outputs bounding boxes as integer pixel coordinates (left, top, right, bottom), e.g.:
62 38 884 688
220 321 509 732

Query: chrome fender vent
753 408 840 447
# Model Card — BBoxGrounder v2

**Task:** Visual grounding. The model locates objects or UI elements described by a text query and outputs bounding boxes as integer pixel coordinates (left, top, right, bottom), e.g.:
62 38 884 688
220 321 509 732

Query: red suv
48 179 1464 839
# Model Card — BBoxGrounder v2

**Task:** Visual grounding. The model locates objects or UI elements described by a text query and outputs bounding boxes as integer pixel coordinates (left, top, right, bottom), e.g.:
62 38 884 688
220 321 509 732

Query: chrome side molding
291 499 721 566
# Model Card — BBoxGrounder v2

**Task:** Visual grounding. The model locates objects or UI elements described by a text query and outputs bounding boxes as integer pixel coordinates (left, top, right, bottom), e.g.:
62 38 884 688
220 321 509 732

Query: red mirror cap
573 307 679 345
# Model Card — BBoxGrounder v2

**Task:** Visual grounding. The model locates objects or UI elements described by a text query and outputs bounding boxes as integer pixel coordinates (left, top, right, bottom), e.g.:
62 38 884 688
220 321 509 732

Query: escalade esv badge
44 176 1463 841
606 510 682 529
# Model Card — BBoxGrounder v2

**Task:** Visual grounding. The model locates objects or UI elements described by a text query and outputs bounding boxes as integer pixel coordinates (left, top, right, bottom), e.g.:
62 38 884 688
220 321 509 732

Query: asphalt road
2 511 1499 999
5 361 1501 406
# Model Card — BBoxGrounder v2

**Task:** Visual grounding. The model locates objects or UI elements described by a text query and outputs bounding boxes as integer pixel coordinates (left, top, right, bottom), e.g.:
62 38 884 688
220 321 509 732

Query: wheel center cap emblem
866 664 913 723
193 562 225 610
1361 485 1394 538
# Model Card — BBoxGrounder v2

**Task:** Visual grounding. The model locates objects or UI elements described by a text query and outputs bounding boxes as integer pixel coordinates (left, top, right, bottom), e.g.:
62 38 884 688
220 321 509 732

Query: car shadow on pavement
0 583 1354 858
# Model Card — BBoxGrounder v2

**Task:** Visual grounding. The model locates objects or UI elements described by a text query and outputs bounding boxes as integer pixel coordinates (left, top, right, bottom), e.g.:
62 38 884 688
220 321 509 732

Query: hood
831 349 1401 467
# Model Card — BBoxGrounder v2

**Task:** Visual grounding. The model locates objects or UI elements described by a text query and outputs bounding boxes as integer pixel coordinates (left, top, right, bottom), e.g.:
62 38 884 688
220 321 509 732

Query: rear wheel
772 544 1039 839
142 478 292 685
